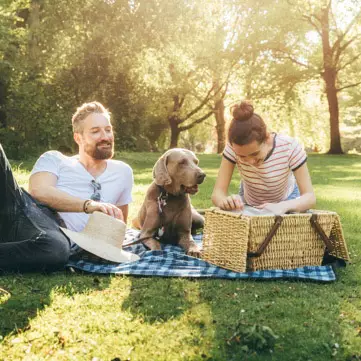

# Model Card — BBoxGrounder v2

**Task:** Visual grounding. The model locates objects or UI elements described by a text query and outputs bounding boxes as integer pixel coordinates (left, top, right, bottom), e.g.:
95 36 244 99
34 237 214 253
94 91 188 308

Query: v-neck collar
263 133 277 162
76 158 108 180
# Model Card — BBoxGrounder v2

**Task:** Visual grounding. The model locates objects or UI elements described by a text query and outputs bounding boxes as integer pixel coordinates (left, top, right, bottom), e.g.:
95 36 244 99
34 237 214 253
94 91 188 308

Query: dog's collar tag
157 192 168 214
157 226 165 237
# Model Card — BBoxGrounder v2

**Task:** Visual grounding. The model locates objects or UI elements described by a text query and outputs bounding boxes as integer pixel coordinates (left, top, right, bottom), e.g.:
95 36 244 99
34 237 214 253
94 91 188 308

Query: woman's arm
257 162 316 214
284 162 316 212
211 157 244 210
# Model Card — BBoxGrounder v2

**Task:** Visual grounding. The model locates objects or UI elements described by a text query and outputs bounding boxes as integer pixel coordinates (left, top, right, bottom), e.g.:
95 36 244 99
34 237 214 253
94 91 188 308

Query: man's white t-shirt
31 151 133 232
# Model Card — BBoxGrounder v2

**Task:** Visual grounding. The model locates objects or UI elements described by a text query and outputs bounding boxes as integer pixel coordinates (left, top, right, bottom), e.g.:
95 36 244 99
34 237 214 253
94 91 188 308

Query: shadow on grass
121 277 195 323
121 275 351 360
0 272 111 339
195 279 340 361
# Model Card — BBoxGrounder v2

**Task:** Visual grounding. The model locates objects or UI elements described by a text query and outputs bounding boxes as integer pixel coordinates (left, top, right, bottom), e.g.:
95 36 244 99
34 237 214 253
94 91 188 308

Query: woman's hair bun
232 101 254 121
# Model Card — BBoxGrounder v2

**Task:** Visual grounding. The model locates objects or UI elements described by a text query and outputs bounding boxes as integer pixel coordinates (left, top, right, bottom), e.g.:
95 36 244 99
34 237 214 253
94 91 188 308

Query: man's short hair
72 101 110 133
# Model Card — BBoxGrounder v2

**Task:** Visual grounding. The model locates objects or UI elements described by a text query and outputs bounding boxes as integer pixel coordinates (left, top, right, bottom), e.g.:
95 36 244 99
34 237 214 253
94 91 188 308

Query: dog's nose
197 172 206 184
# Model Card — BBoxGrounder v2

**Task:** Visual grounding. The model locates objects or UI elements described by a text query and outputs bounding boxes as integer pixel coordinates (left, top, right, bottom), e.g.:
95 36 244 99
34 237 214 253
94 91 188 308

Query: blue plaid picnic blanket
66 230 336 282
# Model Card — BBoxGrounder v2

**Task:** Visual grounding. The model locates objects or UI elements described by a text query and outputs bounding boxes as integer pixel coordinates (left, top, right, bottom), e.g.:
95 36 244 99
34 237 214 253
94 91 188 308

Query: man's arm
29 172 123 219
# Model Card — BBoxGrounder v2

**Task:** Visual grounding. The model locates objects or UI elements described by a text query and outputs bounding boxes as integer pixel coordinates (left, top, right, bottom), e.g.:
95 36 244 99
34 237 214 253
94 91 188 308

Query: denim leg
287 183 300 200
0 145 71 272
0 144 25 240
238 182 246 204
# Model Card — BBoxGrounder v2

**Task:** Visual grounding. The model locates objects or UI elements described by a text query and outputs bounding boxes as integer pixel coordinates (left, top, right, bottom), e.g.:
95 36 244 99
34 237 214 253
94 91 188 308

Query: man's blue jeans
0 144 71 272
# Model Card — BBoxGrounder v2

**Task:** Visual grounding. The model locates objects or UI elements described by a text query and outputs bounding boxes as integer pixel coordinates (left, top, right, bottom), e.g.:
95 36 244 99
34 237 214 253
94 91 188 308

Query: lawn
1 152 361 361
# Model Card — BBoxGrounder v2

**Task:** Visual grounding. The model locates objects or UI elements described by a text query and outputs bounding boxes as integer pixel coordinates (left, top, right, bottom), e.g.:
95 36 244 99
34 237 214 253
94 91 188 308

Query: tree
269 0 361 153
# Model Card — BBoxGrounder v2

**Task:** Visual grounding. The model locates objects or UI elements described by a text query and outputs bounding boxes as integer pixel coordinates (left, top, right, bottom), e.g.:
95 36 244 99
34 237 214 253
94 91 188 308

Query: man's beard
85 141 114 160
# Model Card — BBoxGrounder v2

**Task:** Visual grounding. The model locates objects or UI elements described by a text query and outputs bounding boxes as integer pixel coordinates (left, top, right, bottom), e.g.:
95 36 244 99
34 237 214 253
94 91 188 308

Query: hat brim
61 228 140 263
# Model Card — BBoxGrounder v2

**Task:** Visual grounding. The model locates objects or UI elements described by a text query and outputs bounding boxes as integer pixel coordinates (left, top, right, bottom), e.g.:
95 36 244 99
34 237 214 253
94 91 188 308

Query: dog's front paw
142 238 162 251
186 244 202 258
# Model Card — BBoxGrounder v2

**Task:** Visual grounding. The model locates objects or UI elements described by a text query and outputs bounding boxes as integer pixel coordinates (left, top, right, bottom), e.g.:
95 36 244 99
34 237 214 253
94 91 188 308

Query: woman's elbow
308 192 316 209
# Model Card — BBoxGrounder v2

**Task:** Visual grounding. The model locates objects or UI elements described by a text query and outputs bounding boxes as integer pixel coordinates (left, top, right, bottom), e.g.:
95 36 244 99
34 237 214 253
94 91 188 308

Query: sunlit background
0 0 360 158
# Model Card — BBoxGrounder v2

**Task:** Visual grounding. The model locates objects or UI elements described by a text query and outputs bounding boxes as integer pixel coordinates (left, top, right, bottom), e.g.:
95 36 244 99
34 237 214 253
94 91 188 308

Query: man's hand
87 201 124 220
255 202 288 215
219 194 244 211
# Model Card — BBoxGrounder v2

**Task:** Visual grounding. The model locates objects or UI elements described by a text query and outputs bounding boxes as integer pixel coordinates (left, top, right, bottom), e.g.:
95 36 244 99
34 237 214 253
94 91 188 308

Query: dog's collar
156 184 167 194
156 185 168 215
155 185 169 238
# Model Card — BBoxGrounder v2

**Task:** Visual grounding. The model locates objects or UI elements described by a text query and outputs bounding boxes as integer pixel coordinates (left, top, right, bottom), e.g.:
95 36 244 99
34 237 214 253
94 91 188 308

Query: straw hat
61 211 140 263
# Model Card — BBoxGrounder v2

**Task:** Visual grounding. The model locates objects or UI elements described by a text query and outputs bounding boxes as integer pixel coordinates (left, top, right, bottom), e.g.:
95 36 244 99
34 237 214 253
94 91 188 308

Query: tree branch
336 80 361 92
329 1 342 38
338 52 361 71
333 33 360 65
302 14 322 36
271 49 311 68
332 8 361 54
342 8 361 39
219 81 229 101
339 34 361 53
179 95 186 109
179 110 214 132
179 84 215 122
224 13 241 50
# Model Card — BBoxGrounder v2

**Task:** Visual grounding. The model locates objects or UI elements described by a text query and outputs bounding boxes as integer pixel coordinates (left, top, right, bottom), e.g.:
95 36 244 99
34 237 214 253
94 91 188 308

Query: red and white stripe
223 134 307 206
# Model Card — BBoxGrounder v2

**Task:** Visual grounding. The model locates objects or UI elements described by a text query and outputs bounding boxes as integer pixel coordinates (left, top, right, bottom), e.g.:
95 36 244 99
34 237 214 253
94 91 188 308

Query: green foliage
0 0 361 156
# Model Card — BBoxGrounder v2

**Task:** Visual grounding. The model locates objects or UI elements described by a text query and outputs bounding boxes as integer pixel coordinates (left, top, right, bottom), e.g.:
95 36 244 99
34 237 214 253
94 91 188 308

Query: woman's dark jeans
0 144 71 272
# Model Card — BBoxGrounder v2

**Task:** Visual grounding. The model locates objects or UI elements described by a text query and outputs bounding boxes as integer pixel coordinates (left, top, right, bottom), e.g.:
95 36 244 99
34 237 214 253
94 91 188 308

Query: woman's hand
219 194 244 211
255 202 288 215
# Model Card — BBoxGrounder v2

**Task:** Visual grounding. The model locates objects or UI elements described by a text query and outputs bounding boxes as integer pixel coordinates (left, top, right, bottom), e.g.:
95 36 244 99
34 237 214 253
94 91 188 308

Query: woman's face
232 139 271 167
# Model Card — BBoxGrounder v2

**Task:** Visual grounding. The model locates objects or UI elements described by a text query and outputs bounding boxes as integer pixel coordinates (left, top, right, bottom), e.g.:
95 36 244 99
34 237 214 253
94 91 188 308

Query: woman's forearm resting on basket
256 163 316 214
256 192 316 215
212 160 316 214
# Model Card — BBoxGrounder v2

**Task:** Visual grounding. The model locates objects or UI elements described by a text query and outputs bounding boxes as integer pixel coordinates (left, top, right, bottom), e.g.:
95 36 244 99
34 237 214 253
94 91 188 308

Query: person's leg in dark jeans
0 144 71 272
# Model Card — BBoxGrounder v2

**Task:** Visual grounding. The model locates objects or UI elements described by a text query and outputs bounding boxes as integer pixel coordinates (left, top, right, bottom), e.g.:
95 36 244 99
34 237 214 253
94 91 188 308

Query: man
0 101 133 272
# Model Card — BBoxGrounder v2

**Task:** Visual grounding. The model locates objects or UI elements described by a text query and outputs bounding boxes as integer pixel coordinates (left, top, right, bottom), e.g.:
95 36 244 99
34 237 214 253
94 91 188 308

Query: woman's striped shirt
223 134 307 206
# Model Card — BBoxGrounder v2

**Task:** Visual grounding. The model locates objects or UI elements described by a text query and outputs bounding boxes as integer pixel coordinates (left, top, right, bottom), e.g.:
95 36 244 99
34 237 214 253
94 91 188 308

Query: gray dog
133 148 206 257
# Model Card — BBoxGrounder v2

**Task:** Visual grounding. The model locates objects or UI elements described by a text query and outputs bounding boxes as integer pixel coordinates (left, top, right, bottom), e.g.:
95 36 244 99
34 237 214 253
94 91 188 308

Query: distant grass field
1 152 361 361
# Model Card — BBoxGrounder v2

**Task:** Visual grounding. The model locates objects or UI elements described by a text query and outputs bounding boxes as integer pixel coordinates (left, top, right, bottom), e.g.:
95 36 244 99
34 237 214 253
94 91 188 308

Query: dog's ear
153 153 172 186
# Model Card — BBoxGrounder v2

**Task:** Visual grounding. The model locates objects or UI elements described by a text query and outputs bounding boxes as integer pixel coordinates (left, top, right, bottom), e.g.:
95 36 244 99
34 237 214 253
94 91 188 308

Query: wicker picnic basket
202 208 349 272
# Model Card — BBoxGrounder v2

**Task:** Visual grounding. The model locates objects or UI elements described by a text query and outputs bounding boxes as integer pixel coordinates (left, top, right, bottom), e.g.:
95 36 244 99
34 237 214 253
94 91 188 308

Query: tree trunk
169 116 180 148
168 94 181 148
214 98 226 153
322 68 343 154
28 0 41 63
320 6 344 154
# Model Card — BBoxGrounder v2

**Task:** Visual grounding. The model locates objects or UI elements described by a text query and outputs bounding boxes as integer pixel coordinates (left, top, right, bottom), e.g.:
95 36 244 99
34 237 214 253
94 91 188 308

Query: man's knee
38 230 71 270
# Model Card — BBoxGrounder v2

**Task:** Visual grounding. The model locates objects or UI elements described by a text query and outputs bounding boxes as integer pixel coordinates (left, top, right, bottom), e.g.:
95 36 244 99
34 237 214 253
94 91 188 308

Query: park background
1 0 361 158
1 1 361 361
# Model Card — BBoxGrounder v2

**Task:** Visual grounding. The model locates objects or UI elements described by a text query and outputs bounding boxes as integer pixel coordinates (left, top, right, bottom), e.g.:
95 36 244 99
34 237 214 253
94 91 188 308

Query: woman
211 101 316 215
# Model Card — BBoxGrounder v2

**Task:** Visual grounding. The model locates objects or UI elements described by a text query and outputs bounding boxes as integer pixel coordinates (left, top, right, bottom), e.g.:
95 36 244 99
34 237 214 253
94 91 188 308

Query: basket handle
309 213 335 253
248 215 284 258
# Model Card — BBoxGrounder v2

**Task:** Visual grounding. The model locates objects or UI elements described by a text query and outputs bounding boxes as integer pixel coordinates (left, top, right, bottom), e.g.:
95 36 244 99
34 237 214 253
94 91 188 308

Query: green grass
1 152 361 361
